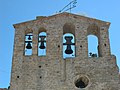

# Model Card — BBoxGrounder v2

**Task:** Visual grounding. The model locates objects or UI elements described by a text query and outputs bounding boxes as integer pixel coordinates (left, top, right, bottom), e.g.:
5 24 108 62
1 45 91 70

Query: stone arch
25 28 33 35
38 27 47 56
87 23 100 37
24 32 33 56
63 23 76 58
87 24 101 57
63 23 75 36
38 27 46 34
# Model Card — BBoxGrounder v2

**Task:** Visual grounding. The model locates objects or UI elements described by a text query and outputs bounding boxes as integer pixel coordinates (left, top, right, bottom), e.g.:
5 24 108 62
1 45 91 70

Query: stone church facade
9 12 120 90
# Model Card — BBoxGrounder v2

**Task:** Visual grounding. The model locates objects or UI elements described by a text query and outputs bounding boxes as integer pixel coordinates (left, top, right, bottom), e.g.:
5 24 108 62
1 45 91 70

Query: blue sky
0 0 120 88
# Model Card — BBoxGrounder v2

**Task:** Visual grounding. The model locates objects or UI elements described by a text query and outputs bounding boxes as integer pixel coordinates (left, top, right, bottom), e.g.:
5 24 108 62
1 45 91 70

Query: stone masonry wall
0 88 8 90
10 13 120 90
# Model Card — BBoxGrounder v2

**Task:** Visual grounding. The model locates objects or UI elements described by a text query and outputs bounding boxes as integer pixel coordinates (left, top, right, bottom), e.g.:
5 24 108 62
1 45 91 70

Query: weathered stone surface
9 12 120 90
0 88 8 90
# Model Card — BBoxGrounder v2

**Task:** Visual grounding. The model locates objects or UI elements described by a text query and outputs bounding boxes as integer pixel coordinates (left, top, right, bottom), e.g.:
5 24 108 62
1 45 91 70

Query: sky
0 0 120 88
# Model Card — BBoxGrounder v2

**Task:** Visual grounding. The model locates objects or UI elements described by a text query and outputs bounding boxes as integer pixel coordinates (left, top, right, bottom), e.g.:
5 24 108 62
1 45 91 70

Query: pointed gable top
13 12 110 28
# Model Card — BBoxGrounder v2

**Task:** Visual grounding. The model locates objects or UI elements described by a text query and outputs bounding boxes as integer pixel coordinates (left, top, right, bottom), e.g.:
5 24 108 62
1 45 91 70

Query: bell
64 36 73 54
39 36 46 49
39 42 45 49
28 35 32 40
26 42 32 49
65 45 73 54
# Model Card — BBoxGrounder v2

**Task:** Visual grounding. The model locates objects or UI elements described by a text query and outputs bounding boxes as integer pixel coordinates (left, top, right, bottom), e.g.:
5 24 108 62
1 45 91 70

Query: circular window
75 76 89 88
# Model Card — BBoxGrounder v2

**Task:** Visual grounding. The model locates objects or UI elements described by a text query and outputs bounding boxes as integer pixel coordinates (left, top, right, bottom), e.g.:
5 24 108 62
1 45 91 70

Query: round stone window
75 76 89 88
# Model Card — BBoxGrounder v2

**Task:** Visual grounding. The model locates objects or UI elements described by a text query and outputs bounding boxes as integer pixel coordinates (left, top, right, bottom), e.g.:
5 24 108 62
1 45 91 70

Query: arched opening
87 24 100 57
38 32 46 56
87 23 100 36
24 33 33 56
88 35 98 57
63 23 75 58
63 23 75 35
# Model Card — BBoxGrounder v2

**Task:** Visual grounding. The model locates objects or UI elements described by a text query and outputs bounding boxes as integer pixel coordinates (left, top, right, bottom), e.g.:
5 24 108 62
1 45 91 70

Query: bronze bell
28 35 32 40
39 36 46 49
26 42 32 49
64 36 74 54
65 45 73 54
39 42 45 49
